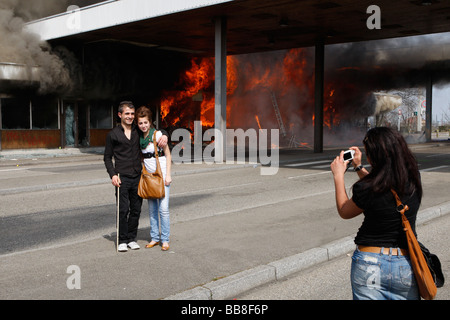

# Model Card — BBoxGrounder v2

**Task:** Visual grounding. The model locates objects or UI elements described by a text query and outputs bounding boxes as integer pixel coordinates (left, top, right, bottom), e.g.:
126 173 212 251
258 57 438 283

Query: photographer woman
330 127 422 300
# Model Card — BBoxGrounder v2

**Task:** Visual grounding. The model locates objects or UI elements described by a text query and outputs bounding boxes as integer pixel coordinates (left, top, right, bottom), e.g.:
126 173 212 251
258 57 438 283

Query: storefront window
1 97 30 129
90 101 112 129
32 97 58 129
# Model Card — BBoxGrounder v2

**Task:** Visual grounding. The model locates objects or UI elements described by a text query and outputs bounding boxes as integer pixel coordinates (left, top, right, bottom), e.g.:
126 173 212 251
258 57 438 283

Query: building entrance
61 100 89 148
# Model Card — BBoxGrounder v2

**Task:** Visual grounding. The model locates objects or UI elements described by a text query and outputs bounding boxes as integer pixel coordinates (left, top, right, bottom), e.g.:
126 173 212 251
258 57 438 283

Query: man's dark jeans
116 175 142 244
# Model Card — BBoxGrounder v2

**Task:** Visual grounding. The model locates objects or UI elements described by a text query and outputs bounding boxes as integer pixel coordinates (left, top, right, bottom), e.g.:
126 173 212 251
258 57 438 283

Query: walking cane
116 173 120 253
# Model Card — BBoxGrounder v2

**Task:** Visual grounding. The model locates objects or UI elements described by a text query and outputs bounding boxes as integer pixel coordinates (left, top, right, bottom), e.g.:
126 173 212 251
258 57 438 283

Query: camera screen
343 151 353 161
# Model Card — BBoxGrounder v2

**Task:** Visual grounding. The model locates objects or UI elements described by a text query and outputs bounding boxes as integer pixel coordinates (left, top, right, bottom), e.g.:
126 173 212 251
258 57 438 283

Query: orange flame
160 58 213 124
161 56 238 129
255 115 263 132
160 48 339 148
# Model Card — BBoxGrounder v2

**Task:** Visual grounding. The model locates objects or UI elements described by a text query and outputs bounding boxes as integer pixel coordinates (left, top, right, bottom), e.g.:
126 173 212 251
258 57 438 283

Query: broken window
90 101 112 129
31 96 58 129
0 97 30 129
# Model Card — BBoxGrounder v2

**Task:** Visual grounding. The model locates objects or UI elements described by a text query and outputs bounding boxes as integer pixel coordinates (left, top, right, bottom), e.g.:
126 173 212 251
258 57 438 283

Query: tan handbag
392 189 437 300
138 131 165 199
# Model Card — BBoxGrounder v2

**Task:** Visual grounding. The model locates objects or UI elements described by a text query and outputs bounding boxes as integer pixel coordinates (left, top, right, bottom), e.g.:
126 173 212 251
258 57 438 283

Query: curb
164 201 450 300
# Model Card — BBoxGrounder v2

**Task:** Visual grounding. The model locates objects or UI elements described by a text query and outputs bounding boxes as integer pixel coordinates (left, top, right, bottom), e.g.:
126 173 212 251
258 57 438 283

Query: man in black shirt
104 101 168 252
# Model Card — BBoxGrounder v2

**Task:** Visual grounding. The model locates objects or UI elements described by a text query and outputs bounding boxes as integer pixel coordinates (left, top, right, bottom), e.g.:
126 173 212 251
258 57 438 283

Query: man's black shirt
104 124 169 179
104 124 143 179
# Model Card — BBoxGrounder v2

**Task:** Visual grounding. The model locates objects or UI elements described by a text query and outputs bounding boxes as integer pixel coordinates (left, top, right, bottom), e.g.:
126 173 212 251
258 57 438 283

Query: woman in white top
136 106 172 251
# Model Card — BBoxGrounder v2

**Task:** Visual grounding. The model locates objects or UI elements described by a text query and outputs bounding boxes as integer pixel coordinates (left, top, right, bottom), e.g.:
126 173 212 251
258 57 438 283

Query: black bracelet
354 165 364 172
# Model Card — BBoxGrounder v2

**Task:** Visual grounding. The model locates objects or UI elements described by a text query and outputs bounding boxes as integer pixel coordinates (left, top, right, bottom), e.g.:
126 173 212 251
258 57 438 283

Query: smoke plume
0 0 97 94
326 34 450 93
227 34 450 146
160 32 450 148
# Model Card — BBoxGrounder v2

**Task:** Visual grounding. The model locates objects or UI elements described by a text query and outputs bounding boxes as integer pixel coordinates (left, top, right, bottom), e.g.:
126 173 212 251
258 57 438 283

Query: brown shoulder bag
391 189 437 300
138 131 165 199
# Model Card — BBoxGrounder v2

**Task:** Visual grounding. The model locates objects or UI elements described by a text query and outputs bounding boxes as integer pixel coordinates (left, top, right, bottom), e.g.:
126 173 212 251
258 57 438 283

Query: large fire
160 56 238 129
159 48 372 148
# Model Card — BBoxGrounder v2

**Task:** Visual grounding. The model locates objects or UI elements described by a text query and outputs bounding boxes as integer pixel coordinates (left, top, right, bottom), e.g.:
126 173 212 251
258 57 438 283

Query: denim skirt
350 247 420 300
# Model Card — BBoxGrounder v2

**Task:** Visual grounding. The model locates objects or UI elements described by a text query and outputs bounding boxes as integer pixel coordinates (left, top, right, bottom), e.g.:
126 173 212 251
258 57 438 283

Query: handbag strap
391 189 409 216
391 189 414 236
141 130 162 175
152 130 159 158
152 130 163 175
391 189 417 246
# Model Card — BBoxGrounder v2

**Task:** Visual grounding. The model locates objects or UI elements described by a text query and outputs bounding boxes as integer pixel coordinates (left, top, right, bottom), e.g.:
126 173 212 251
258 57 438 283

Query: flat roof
25 0 450 56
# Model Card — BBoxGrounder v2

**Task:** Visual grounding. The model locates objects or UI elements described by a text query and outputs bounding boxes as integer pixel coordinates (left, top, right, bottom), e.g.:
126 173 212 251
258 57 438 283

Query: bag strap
152 130 163 175
391 189 415 237
141 131 162 175
152 131 159 158
391 189 409 216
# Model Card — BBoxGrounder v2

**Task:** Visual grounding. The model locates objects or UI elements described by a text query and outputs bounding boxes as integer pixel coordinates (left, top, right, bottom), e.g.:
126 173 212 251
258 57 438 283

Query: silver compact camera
343 149 355 162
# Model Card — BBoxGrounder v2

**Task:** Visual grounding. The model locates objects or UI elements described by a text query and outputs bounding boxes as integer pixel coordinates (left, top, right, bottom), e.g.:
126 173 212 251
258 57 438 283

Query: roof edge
24 0 233 41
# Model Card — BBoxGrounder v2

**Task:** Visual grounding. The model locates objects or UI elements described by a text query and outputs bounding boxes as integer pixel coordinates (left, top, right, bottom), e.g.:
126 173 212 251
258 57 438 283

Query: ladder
270 91 287 138
269 90 312 149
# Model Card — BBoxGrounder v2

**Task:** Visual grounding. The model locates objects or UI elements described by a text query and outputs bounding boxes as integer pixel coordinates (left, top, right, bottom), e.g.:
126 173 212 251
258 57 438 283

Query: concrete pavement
237 211 450 300
165 201 450 300
0 143 449 300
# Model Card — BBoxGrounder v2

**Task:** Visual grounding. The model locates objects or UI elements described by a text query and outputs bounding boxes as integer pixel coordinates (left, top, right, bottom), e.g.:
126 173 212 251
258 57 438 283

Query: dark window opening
1 97 30 129
32 97 58 129
90 101 112 129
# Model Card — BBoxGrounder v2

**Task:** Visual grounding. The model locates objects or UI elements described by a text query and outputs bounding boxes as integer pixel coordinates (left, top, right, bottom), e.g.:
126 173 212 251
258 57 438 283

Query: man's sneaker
118 243 128 252
128 241 140 250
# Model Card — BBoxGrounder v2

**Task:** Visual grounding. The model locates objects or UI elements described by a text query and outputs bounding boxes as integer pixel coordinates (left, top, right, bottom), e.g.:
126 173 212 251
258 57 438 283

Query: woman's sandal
145 241 160 248
161 243 170 251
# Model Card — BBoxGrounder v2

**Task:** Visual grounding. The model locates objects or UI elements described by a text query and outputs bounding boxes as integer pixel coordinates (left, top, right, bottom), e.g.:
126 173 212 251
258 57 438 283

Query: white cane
116 173 120 253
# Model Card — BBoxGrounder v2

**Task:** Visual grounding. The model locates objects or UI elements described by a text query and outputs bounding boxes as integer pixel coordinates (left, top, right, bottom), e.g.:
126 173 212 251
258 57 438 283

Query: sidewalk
0 143 449 300
164 201 450 300
236 211 450 300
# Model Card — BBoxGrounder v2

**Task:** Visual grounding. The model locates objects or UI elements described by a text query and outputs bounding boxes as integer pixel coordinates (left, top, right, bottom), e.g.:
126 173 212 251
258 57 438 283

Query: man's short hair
118 101 135 113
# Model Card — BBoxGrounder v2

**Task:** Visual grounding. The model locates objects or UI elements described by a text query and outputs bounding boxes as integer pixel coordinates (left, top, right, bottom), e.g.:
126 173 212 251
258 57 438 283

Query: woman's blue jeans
148 185 170 243
350 247 420 300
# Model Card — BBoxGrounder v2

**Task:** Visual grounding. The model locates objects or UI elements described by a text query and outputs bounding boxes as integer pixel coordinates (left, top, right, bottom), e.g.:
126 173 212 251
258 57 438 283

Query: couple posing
104 101 172 252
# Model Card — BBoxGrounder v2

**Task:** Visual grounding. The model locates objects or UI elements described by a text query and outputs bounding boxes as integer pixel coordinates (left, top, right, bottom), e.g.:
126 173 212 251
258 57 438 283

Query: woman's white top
142 130 167 179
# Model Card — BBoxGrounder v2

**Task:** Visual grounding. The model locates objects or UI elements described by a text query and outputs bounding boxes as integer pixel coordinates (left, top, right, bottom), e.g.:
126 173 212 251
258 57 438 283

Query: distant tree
382 88 424 132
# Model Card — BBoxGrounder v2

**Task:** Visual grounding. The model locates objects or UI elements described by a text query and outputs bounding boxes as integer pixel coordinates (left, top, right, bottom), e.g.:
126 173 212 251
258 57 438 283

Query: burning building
0 0 90 149
1 0 450 152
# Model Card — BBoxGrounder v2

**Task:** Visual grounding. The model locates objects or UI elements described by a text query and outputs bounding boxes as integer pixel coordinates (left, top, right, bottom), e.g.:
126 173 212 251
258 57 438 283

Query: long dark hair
360 127 422 200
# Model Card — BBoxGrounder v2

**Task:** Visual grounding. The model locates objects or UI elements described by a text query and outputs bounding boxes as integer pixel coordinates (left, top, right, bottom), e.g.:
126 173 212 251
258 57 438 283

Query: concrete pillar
214 17 227 162
0 98 2 150
425 74 432 142
314 40 324 153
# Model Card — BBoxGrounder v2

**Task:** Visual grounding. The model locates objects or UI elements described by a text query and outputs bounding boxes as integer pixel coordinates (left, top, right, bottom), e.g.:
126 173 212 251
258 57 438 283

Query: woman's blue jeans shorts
350 246 420 300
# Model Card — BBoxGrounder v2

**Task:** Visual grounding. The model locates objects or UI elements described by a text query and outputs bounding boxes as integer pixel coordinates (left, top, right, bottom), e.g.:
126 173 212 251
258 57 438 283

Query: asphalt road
0 142 448 301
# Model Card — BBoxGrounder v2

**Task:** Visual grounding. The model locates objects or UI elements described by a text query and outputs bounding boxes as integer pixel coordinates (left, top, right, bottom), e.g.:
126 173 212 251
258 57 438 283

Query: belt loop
380 247 384 255
397 247 401 256
388 247 393 256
